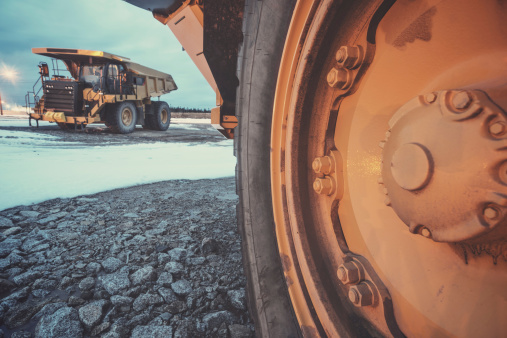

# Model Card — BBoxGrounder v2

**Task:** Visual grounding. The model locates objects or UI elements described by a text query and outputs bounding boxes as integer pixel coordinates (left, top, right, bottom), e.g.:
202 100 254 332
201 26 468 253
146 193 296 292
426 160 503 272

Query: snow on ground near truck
0 118 234 211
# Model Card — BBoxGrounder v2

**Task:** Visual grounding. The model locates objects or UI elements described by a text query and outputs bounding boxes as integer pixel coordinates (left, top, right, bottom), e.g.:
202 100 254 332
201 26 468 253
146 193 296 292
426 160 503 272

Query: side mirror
39 63 49 77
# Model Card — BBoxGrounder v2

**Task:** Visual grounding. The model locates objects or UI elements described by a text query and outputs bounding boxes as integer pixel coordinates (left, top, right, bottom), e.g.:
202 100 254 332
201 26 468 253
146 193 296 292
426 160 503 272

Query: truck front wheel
108 102 137 134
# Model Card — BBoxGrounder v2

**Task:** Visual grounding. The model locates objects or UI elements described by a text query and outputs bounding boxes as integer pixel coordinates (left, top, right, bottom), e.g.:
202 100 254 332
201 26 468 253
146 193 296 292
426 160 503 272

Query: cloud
0 0 215 109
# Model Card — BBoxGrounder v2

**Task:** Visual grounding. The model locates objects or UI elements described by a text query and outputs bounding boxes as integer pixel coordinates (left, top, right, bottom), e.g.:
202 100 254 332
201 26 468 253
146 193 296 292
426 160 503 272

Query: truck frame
27 48 177 133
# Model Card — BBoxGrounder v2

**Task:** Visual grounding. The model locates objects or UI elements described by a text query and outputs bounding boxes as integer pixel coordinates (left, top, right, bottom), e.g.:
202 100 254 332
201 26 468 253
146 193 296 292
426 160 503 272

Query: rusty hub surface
381 90 507 243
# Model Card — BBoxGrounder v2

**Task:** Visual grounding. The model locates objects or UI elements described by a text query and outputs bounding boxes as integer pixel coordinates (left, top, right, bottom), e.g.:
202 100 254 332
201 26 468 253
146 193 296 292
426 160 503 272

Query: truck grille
44 80 83 115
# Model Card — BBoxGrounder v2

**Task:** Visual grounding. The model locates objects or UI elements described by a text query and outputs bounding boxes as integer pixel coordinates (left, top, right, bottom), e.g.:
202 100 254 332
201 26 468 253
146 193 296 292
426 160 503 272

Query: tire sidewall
115 101 137 133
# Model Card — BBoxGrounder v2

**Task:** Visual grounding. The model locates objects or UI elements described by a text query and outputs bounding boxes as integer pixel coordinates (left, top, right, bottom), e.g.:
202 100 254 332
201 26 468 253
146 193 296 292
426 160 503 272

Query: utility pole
0 92 3 115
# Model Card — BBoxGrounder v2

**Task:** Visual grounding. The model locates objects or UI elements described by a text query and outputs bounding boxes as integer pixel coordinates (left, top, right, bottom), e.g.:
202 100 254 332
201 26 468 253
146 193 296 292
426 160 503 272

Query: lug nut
337 261 363 285
483 206 499 220
312 156 333 174
452 91 472 110
335 45 362 69
420 227 431 238
327 67 351 89
498 161 507 184
489 122 506 136
348 282 375 307
313 177 335 195
425 93 437 103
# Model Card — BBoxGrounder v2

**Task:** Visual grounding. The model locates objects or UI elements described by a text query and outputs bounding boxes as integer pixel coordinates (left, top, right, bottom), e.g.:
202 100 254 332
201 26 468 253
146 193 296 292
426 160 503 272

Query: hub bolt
327 67 351 89
483 206 499 220
489 122 506 136
337 262 363 285
312 156 333 174
313 177 335 195
335 45 362 69
348 282 375 307
452 91 472 110
425 93 437 103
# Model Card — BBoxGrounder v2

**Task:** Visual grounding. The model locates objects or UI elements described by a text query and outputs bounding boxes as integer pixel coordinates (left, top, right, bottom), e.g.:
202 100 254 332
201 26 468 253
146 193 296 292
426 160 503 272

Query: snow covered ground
0 118 235 211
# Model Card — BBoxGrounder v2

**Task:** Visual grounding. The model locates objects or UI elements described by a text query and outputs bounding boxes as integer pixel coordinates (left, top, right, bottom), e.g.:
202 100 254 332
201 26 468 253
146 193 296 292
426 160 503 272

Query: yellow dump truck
27 48 177 133
125 0 507 337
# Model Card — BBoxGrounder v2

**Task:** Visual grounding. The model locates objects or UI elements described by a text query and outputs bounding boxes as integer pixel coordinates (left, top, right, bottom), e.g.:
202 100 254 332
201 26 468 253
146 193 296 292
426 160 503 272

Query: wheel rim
122 107 133 126
161 109 168 124
271 0 507 336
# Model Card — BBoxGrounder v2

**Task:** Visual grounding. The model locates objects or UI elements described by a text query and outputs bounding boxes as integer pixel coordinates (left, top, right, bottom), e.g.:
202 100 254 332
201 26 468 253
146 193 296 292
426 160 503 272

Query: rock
20 210 40 218
156 272 173 287
171 279 192 296
5 298 50 328
203 311 234 330
0 278 16 296
0 216 14 229
77 197 98 204
78 277 95 291
32 278 58 290
99 271 130 295
174 319 196 338
38 211 67 225
59 276 74 289
0 238 22 258
167 300 188 314
13 270 42 286
3 227 22 236
33 302 67 321
164 261 184 276
68 296 86 306
130 266 155 286
78 300 107 328
227 289 246 311
32 289 51 298
168 248 187 262
11 330 32 338
131 325 173 338
91 322 110 336
34 307 83 338
110 295 133 306
123 213 139 218
201 237 219 255
229 324 253 338
85 262 102 275
2 286 30 303
132 293 163 312
101 257 123 273
157 287 178 304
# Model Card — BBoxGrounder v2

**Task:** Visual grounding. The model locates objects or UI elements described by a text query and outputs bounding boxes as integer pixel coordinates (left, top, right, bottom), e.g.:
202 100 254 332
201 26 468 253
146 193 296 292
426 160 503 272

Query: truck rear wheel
107 101 137 134
144 101 171 131
237 0 507 336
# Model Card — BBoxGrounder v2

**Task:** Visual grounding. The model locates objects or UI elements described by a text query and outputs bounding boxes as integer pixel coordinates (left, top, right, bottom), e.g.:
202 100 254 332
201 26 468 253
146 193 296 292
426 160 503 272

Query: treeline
169 106 211 113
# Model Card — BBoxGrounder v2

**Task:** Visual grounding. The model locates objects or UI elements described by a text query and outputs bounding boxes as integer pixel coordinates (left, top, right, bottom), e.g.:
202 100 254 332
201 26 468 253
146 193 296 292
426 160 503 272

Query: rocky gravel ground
0 177 254 337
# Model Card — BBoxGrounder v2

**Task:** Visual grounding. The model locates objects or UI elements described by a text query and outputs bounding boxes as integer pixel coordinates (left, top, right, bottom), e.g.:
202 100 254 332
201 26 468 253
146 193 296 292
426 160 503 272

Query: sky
0 118 234 211
0 0 215 110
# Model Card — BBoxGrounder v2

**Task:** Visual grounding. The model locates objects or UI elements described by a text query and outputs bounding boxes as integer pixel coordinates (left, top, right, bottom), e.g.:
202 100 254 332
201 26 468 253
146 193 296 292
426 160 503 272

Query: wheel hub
380 89 507 243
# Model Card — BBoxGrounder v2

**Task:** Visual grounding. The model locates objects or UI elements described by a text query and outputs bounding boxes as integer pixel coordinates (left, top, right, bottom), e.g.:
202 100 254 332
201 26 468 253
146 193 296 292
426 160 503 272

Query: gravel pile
0 177 253 337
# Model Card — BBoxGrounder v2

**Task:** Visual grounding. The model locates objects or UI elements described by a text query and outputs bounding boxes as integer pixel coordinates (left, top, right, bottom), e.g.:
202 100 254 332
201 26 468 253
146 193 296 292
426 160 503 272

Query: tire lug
348 282 375 307
489 121 506 136
313 177 335 195
335 45 363 69
327 67 351 89
337 262 363 285
451 90 472 110
312 156 333 174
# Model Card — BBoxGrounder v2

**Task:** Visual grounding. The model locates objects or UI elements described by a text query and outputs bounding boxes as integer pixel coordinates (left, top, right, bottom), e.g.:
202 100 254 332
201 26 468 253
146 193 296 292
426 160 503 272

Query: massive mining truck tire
235 0 507 336
144 101 171 131
107 101 138 134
